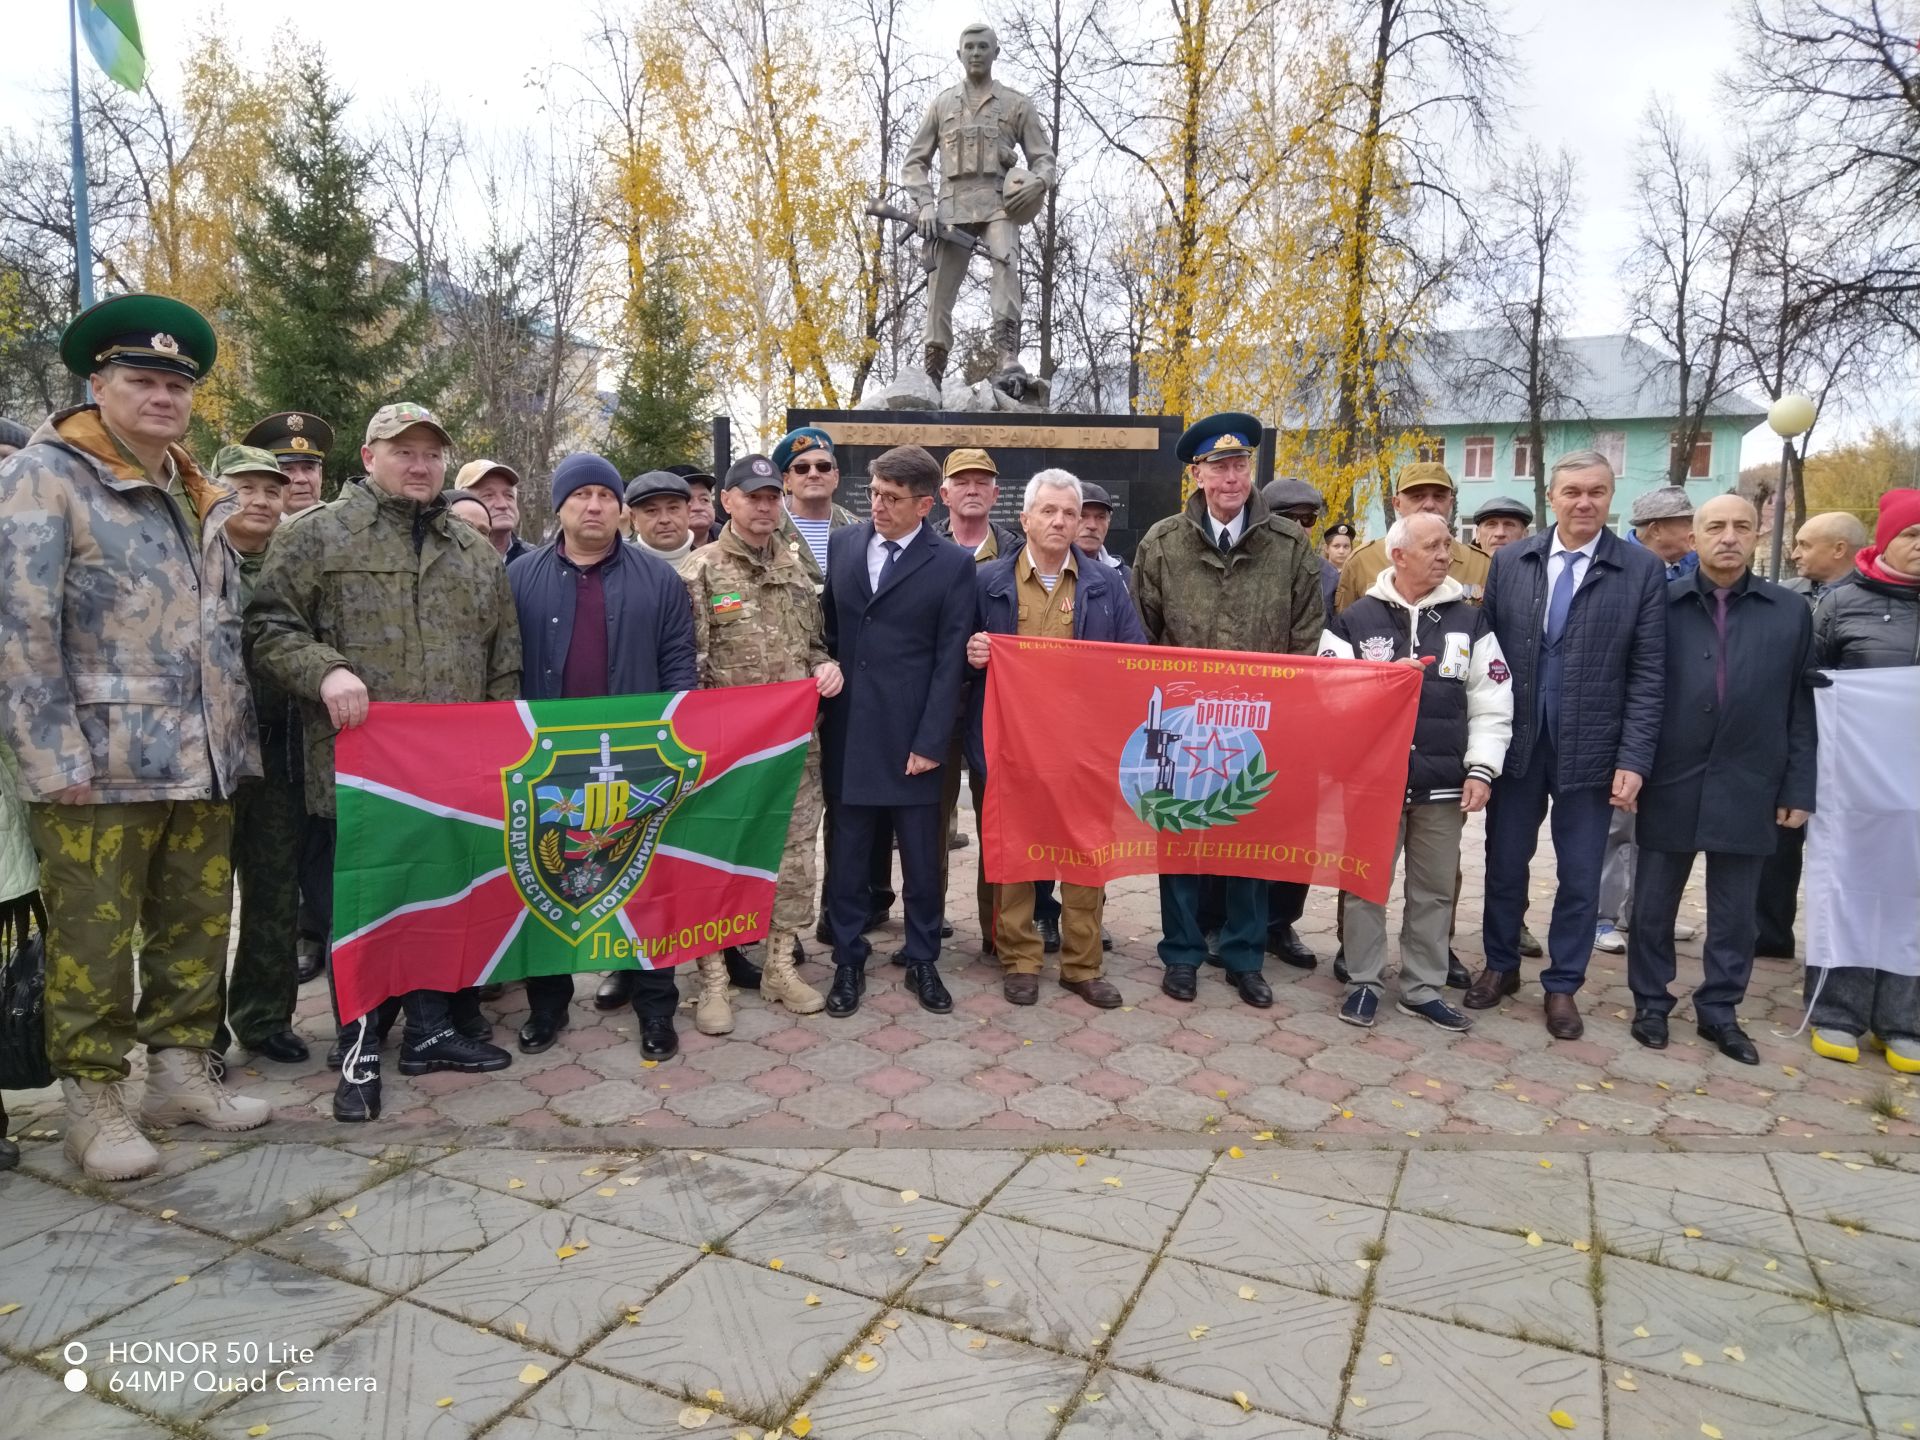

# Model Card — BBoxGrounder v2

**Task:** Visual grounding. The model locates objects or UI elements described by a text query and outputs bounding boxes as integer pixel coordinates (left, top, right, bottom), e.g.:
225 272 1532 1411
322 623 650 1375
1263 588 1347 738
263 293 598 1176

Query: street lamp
1766 393 1816 581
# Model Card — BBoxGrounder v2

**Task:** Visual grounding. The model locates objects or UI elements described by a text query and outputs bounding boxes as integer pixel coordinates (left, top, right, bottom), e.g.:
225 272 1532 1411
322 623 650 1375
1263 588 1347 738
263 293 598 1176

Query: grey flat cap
1629 485 1694 525
1261 477 1325 514
625 470 692 505
1472 494 1534 524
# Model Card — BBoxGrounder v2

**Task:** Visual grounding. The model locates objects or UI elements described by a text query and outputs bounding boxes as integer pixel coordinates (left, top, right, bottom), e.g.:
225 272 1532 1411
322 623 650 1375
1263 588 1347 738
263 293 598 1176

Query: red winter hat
1875 488 1920 551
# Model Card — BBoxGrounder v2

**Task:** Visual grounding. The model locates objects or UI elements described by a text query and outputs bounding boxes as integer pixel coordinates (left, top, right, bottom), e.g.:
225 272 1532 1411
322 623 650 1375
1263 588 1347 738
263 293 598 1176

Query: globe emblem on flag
1118 687 1276 832
504 719 699 942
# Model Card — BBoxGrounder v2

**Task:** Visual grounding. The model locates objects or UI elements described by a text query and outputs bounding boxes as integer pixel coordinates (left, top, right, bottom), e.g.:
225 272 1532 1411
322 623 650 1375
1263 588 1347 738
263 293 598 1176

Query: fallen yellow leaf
519 1363 549 1385
1526 1232 1544 1247
1188 1324 1210 1340
894 1247 907 1256
1572 1240 1592 1253
1254 1130 1275 1140
1355 1258 1374 1270
1341 1109 1354 1118
967 1337 987 1350
1633 1325 1651 1338
927 1234 946 1243
1682 1351 1704 1367
1085 1390 1104 1401
581 1167 601 1177
986 1279 1002 1288
1351 1396 1368 1408
1548 1409 1577 1429
1233 1390 1252 1411
1539 1160 1553 1169
1102 1177 1123 1188
899 1190 919 1203
804 1293 821 1306
173 1275 189 1284
1764 1259 1779 1271
435 1397 453 1407
1228 1146 1245 1159
1615 1372 1638 1392
326 1220 344 1232
1682 1227 1703 1239
705 1389 724 1404
337 1205 358 1220
853 1352 878 1372
1237 1285 1257 1300
791 1418 813 1438
508 1178 526 1189
882 1318 901 1330
620 1176 639 1187
768 1258 784 1271
160 1209 178 1219
597 1187 616 1198
1701 1426 1724 1440
676 1405 711 1428
1074 1155 1086 1167
0 1304 19 1317
1844 1162 1865 1171
1379 1352 1395 1365
246 1429 270 1438
1722 1346 1745 1362
642 1059 658 1068
1405 1130 1421 1138
514 1321 527 1337
556 1245 578 1260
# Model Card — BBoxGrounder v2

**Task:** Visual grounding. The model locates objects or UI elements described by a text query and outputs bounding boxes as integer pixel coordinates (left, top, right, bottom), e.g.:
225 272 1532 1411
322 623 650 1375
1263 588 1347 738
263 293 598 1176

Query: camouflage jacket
202 492 299 745
680 523 829 688
246 480 522 816
1133 488 1326 656
0 407 260 803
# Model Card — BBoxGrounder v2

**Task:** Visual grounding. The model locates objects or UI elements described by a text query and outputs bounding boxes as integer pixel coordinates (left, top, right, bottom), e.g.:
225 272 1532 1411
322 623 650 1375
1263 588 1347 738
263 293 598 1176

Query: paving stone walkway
4 1137 1919 1439
5 811 1918 1146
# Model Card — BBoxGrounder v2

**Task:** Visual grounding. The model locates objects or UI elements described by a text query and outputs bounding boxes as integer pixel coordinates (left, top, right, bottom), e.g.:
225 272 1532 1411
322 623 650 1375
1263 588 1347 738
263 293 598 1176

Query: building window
1513 434 1534 478
1593 430 1626 477
1669 432 1712 478
1416 440 1444 464
1463 435 1494 480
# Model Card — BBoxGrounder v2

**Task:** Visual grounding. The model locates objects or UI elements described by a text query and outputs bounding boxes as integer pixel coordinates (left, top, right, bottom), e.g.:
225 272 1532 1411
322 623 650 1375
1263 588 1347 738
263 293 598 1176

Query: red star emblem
1182 728 1244 781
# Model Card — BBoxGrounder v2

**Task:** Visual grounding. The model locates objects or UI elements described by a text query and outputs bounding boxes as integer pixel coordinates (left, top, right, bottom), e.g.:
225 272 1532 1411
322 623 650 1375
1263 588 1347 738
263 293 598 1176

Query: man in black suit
821 444 977 1017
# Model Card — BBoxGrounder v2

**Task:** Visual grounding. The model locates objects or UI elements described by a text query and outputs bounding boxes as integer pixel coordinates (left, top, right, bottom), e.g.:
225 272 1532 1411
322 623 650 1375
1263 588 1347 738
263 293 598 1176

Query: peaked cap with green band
60 292 217 381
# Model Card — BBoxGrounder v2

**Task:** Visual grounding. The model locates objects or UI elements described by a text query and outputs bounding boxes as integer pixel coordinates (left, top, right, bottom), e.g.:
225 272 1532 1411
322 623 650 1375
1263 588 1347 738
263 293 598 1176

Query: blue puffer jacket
1482 525 1667 787
966 551 1147 775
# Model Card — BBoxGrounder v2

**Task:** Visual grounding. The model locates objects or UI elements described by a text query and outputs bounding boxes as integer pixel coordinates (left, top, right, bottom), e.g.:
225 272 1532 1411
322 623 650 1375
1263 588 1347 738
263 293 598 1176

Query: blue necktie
1545 552 1577 645
878 539 901 588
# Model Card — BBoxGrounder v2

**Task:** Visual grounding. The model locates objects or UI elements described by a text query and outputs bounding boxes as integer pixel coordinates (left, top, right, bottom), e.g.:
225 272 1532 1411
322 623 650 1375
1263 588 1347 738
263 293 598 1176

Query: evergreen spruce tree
228 59 433 490
603 260 708 476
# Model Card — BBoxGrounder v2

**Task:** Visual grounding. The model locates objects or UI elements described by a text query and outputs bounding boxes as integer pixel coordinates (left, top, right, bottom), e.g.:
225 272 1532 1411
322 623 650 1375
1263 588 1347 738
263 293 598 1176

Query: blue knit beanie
550 452 624 510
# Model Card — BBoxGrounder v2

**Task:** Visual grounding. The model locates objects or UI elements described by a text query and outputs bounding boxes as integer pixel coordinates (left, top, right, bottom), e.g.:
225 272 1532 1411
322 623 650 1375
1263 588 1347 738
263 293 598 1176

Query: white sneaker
63 1077 161 1181
1593 923 1627 954
141 1047 271 1132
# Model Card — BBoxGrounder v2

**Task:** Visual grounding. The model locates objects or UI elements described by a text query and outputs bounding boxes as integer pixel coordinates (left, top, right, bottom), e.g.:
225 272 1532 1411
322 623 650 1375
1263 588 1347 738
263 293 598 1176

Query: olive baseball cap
454 458 521 490
1395 460 1455 493
365 402 452 447
942 448 998 479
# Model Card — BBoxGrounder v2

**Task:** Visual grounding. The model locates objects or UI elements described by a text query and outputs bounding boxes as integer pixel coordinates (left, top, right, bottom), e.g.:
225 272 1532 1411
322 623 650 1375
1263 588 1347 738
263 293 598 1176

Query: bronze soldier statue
901 22 1056 395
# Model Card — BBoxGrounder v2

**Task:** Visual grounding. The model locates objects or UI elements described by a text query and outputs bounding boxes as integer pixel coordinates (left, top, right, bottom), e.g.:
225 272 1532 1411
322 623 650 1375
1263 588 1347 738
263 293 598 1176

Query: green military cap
60 292 217 381
1395 460 1455 493
242 411 333 464
211 445 286 482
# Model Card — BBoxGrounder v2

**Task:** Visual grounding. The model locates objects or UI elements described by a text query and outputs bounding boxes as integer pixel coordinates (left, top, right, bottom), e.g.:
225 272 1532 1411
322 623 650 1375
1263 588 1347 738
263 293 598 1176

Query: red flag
981 635 1421 903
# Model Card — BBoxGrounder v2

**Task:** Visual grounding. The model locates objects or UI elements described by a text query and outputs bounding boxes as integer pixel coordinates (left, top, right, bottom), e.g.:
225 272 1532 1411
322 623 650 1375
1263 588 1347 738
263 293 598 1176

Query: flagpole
68 0 96 311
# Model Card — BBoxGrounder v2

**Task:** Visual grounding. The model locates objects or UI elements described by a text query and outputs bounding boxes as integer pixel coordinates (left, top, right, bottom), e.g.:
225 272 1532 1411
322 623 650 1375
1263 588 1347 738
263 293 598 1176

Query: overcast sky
7 0 1912 463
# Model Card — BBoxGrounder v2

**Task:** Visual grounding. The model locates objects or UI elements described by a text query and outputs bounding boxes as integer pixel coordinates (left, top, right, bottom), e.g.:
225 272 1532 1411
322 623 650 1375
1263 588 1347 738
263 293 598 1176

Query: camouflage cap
211 444 286 482
943 447 998 479
365 402 452 447
1395 460 1455 493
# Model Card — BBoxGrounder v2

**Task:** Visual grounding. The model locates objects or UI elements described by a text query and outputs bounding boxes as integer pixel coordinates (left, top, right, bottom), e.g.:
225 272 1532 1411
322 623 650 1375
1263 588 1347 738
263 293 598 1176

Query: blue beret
771 426 835 475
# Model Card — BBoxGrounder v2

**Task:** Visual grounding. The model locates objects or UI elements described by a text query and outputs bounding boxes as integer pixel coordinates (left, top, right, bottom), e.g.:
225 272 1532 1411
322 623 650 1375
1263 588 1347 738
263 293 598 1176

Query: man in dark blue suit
1465 450 1667 1040
821 444 978 1016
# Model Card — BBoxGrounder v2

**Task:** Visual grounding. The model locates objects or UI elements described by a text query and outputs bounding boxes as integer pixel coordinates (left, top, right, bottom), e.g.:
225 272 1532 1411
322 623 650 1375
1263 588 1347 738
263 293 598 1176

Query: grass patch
1867 1086 1909 1122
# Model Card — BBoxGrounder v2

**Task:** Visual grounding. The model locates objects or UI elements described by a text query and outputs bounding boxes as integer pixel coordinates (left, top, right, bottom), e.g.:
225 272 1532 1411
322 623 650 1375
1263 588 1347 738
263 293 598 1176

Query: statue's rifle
863 201 993 266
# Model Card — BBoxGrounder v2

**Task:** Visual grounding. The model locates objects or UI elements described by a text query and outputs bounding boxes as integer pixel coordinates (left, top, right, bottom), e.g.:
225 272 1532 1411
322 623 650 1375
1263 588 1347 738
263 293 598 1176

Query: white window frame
1462 434 1494 481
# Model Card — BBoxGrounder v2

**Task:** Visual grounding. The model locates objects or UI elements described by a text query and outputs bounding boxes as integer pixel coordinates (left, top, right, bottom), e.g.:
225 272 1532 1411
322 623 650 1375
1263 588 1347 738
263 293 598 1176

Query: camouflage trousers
29 799 235 1082
225 753 303 1047
772 746 825 933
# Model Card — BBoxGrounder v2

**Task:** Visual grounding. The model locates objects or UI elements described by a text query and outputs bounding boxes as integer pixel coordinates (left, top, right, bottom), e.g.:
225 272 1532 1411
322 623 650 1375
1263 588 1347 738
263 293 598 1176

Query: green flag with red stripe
331 683 816 1023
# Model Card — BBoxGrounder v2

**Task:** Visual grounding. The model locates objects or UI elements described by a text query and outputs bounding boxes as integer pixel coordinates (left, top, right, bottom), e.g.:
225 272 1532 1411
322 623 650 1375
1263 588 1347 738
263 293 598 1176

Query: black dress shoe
1630 1010 1669 1049
250 1029 310 1064
1101 927 1114 951
477 983 505 1001
517 1013 568 1054
0 1133 17 1171
1039 916 1062 954
333 1070 381 1123
399 1026 513 1075
1265 924 1317 969
863 907 891 934
1446 951 1471 989
595 971 636 1011
940 920 955 940
1332 946 1350 984
1162 965 1198 1002
1232 970 1274 1008
639 1016 678 1061
904 962 953 1014
723 946 763 990
827 964 865 1017
815 916 834 945
1698 1020 1759 1065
